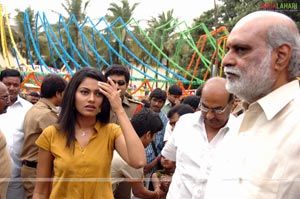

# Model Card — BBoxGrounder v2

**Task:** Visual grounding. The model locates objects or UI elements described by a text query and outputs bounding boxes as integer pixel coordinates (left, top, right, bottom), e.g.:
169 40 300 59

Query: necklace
79 128 94 137
76 122 95 137
80 130 87 137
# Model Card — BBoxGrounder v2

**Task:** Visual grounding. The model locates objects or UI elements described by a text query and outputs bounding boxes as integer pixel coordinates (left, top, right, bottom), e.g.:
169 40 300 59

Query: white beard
225 50 276 103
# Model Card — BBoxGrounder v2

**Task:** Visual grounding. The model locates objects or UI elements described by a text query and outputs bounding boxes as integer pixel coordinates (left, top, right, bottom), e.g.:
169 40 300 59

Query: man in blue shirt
144 88 168 189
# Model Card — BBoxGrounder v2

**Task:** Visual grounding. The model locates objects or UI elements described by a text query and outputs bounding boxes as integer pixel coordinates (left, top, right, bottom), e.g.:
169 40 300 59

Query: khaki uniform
109 97 143 124
20 98 59 198
0 129 11 199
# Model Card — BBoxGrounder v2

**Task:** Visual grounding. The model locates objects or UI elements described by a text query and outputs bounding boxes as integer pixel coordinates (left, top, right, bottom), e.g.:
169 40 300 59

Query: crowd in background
0 10 300 199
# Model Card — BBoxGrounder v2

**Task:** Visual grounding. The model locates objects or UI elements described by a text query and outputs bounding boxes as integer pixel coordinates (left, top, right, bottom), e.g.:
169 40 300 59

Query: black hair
131 107 163 138
57 67 110 148
167 104 194 118
182 95 200 110
141 99 150 108
40 74 67 98
104 64 130 83
149 88 167 102
168 84 182 95
29 91 40 97
0 69 23 82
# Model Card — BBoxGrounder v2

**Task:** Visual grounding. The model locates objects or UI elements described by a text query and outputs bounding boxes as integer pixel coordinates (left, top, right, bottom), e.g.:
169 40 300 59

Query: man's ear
55 91 61 98
273 44 292 72
145 130 152 139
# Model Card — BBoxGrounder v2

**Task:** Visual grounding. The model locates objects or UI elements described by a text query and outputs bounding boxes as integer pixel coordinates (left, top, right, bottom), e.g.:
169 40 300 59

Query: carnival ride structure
0 5 229 97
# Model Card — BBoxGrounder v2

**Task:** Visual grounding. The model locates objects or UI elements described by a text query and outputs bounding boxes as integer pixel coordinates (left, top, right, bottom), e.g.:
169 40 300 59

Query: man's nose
222 50 236 68
205 110 215 120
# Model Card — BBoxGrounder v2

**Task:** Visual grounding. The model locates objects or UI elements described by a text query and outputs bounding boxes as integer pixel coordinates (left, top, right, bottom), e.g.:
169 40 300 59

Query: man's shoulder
112 151 143 176
18 96 33 108
159 111 168 122
180 111 200 120
122 97 144 117
25 103 57 121
112 151 127 168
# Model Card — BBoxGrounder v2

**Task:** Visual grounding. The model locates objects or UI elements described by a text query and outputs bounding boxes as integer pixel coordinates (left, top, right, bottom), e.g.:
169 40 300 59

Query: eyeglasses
0 95 10 101
112 80 126 86
199 103 230 114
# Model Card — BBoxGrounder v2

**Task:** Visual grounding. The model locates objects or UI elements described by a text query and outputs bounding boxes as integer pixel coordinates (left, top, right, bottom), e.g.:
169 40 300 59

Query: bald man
0 82 10 114
0 69 32 199
204 11 300 199
161 77 240 199
0 82 12 199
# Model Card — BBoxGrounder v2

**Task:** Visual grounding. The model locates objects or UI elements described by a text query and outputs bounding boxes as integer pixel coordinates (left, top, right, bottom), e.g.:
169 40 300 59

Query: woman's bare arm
32 148 54 199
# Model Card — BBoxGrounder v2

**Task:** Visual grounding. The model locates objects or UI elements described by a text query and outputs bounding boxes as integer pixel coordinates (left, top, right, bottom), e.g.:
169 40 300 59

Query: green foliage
7 0 300 86
105 0 140 65
106 0 139 23
190 0 299 80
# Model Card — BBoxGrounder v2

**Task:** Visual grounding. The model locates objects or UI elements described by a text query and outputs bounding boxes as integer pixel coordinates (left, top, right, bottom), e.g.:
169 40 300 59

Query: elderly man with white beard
204 11 300 199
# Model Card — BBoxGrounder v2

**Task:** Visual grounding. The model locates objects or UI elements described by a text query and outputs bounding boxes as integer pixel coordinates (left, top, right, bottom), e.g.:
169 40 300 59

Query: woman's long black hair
57 67 111 149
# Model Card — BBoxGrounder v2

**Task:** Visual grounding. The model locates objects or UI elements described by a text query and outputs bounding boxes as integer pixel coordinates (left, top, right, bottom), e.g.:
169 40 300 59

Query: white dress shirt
162 111 240 199
204 80 300 199
163 122 172 142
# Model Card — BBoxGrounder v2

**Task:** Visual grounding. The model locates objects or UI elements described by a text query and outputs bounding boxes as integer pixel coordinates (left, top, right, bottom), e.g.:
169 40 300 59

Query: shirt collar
94 121 101 133
12 95 27 107
257 80 299 120
39 98 58 113
122 97 130 107
14 95 22 105
197 112 238 132
164 99 172 106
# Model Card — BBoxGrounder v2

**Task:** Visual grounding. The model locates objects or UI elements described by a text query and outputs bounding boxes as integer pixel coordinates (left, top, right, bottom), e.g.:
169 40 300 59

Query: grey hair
267 24 300 80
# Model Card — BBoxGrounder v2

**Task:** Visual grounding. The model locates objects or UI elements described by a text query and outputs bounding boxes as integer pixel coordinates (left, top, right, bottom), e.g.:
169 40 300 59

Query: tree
146 10 178 87
61 0 90 48
146 10 178 66
105 0 139 64
190 0 300 80
15 7 38 64
106 0 139 23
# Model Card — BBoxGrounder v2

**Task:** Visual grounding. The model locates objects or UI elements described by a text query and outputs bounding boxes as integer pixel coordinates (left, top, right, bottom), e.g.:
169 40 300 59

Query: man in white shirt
204 11 300 199
161 77 239 199
163 104 194 143
0 69 32 199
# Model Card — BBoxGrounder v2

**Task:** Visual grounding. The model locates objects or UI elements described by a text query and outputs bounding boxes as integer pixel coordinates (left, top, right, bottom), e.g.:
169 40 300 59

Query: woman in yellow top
32 67 146 199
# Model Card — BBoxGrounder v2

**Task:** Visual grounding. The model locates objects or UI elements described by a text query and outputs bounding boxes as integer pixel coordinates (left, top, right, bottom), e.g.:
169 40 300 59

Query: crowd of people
0 10 299 199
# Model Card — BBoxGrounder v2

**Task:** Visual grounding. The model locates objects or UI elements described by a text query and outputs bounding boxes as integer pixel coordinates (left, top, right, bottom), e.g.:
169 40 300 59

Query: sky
1 0 216 26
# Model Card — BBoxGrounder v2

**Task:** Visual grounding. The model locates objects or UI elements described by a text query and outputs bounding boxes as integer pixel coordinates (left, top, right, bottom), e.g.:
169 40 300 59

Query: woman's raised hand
98 77 123 113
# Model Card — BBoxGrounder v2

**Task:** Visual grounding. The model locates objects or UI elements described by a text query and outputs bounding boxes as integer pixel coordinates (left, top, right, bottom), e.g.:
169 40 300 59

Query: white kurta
204 80 300 199
162 111 240 199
